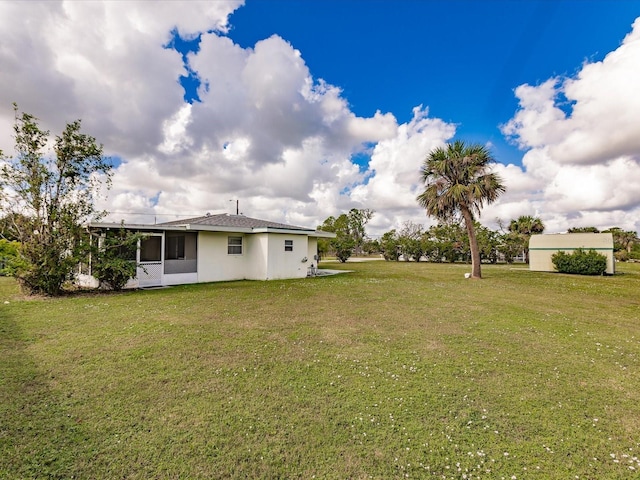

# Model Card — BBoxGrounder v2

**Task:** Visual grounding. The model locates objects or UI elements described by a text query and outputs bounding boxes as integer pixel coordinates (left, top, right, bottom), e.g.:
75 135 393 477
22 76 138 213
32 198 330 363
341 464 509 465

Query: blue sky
225 0 639 166
1 1 640 234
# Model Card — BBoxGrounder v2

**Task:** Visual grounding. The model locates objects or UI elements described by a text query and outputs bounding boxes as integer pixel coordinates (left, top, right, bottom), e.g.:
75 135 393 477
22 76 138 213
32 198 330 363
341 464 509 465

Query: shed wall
529 233 615 274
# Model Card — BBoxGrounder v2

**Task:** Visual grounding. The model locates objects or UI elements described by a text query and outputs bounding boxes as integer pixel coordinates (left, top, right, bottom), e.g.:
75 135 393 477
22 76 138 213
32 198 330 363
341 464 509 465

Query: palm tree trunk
461 207 482 279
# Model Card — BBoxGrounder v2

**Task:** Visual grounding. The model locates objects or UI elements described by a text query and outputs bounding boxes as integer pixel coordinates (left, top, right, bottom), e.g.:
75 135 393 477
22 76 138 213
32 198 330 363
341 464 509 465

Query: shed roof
529 232 614 250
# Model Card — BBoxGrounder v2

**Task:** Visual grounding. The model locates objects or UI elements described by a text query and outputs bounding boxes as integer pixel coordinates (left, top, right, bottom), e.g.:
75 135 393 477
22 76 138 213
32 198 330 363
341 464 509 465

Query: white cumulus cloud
2 2 639 238
498 17 640 233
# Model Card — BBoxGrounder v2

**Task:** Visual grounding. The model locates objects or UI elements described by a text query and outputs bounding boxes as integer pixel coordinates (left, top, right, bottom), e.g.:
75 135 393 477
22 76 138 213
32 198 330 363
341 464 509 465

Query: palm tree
417 140 505 279
509 215 545 263
603 227 639 254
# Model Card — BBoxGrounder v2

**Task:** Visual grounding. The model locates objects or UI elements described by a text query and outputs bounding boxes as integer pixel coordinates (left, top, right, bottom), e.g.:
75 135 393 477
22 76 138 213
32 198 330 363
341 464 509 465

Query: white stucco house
78 214 335 288
529 232 615 274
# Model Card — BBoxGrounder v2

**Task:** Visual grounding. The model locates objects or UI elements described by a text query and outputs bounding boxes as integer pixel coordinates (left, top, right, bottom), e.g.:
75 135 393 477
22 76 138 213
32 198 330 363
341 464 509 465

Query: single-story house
529 233 615 274
78 213 335 288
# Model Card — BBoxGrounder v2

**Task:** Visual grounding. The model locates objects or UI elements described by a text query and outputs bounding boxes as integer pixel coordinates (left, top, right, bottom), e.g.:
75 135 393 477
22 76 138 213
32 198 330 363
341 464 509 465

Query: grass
1 261 640 479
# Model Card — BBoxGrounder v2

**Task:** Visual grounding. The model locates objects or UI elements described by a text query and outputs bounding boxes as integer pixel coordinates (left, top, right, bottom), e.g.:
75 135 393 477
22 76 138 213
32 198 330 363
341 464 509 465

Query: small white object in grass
464 273 471 279
3 301 9 304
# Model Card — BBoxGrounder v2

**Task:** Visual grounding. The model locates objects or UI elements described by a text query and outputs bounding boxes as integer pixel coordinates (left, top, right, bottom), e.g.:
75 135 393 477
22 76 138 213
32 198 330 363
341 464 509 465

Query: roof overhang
87 222 336 238
87 222 190 232
309 230 337 238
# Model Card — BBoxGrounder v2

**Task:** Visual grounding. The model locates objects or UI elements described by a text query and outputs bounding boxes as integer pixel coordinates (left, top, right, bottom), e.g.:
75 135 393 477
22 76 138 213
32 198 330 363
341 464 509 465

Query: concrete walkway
313 269 352 276
310 256 383 276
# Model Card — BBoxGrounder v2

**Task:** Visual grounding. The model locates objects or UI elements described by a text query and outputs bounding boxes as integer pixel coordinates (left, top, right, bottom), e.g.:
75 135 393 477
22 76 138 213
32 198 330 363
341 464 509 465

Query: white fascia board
192 226 330 236
88 222 249 234
310 230 337 238
251 227 317 235
184 225 253 233
87 222 187 232
87 222 331 236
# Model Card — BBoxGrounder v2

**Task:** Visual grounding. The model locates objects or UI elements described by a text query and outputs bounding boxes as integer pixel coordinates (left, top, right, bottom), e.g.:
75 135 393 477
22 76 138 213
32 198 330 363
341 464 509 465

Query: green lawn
1 262 639 479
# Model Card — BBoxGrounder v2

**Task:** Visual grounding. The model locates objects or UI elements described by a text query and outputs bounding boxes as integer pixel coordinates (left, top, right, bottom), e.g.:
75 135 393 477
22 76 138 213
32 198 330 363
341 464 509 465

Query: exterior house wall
198 232 314 282
264 233 309 280
245 234 268 280
529 233 615 274
197 231 248 283
76 273 100 289
307 237 318 270
163 271 198 286
77 272 140 289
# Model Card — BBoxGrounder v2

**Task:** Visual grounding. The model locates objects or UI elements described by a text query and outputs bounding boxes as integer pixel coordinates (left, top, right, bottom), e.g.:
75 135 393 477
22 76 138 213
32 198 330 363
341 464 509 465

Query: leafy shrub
92 255 136 291
0 239 19 276
614 250 629 262
333 236 355 263
401 238 424 262
91 228 143 290
552 248 607 275
379 230 400 261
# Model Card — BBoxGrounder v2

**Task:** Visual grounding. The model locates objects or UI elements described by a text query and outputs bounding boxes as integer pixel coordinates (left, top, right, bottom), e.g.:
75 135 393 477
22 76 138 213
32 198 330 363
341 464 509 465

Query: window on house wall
228 236 243 255
285 239 293 252
165 234 185 260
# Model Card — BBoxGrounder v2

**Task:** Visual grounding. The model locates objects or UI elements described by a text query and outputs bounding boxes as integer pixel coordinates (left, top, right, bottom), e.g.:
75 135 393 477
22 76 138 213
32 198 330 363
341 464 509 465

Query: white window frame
284 239 293 252
228 236 243 255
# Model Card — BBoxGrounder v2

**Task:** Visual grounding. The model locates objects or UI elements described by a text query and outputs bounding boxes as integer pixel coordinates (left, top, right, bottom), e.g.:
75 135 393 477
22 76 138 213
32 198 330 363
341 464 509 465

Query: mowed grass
1 262 640 479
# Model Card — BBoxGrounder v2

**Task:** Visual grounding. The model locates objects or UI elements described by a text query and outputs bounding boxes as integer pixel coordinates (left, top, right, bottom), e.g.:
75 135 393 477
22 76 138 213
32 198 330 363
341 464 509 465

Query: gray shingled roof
158 214 312 231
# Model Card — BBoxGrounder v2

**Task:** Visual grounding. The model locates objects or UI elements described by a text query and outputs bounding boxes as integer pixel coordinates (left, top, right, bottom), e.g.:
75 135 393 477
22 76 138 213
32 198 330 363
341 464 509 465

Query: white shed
529 233 615 274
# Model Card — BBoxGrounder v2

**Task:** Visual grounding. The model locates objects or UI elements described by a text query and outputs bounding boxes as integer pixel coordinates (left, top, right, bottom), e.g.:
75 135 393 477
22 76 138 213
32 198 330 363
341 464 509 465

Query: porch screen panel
166 235 185 259
140 236 162 262
165 232 197 274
